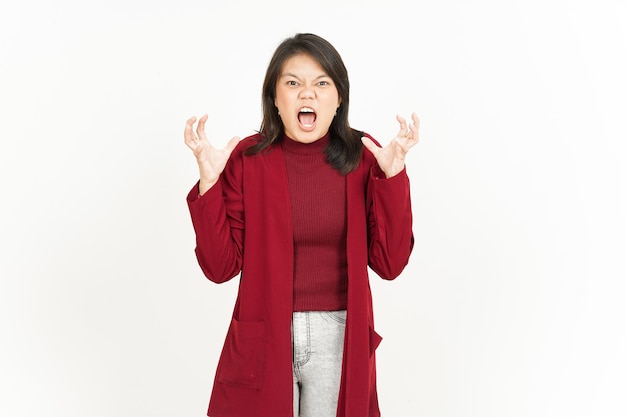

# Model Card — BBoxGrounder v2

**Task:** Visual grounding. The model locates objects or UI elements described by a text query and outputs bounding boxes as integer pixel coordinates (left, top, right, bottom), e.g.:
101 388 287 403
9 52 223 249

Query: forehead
280 53 328 76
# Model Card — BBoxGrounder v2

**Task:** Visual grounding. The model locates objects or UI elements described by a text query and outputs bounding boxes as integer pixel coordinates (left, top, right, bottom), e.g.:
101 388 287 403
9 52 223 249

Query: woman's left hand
362 113 420 178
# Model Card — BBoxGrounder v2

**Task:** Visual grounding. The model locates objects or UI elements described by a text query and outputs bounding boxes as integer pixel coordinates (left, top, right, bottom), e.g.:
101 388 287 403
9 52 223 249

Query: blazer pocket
369 326 383 357
216 317 266 390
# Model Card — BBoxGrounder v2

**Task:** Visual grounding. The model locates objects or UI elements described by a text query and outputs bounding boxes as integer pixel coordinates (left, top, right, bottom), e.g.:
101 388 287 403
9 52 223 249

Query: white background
1 0 625 416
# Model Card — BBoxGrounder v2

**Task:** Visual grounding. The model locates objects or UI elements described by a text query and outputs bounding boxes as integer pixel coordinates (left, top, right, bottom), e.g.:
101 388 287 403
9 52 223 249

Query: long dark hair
245 33 363 175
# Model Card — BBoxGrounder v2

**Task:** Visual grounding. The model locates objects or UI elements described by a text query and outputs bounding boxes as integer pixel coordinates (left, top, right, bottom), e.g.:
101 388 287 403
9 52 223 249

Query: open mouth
298 107 317 128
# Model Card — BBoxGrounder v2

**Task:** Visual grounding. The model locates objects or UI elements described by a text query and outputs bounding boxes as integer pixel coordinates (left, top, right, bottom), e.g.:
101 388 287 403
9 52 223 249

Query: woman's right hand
184 114 242 195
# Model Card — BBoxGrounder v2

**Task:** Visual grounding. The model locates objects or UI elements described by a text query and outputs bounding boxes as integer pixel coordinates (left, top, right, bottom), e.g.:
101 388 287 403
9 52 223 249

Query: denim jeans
292 310 347 417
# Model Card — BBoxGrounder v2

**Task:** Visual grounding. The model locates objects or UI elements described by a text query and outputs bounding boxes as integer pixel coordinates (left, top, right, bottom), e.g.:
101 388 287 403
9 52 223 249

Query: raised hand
184 114 242 195
361 113 420 178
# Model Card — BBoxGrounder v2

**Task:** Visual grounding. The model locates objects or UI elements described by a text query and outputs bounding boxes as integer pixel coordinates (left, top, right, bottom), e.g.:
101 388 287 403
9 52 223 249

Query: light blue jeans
292 310 347 417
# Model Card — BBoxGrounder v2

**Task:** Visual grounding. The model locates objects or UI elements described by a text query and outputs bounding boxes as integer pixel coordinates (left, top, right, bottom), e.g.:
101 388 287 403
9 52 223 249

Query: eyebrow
280 72 330 81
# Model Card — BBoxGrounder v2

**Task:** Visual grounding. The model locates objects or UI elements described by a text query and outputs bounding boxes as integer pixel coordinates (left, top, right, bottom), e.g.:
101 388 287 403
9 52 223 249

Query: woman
184 33 418 417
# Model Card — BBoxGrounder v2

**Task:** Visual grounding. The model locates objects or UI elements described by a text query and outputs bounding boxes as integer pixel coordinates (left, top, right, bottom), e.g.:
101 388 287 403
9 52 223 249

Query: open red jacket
187 133 414 417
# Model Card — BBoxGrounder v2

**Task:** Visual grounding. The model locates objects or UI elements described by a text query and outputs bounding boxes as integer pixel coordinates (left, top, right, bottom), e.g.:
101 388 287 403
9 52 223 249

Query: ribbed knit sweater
281 134 348 312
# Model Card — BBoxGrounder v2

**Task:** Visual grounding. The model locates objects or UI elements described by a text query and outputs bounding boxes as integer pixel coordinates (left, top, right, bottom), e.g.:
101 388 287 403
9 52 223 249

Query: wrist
199 178 218 195
381 164 405 179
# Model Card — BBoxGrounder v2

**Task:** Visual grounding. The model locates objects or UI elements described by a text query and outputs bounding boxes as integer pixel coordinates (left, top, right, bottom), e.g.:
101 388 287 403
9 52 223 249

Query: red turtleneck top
281 134 348 312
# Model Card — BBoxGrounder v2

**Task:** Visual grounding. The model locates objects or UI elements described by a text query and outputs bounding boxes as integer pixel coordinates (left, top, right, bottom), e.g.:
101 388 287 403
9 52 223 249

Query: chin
292 134 321 144
286 127 327 143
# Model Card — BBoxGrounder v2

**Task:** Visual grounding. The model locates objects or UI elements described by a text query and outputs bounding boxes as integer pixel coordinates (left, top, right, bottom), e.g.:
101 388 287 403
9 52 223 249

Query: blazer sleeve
366 164 414 280
186 145 245 283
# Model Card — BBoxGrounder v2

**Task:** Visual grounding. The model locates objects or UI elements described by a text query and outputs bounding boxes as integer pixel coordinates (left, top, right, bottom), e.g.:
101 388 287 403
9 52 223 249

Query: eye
287 80 299 86
318 80 330 86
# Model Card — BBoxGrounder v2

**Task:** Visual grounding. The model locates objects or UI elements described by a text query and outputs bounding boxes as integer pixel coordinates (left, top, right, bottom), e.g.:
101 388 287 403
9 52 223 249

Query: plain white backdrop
1 0 625 416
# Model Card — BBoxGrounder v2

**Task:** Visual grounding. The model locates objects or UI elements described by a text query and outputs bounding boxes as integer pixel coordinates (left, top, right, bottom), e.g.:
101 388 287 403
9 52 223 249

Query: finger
361 136 380 156
406 112 420 145
395 114 408 137
184 116 198 146
185 116 197 136
196 113 209 141
392 137 410 156
408 123 419 144
411 112 420 129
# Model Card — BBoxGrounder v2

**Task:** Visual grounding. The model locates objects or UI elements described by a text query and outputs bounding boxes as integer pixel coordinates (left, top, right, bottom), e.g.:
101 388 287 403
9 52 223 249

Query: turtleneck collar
281 132 330 155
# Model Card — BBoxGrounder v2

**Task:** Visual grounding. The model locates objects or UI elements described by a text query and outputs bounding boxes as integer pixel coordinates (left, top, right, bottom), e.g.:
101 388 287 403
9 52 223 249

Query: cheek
275 86 296 101
328 91 341 108
274 88 284 108
274 95 290 112
324 93 341 112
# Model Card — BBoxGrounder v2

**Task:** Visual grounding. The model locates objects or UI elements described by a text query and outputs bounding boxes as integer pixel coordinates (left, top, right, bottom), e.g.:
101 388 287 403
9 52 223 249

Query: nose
299 85 315 99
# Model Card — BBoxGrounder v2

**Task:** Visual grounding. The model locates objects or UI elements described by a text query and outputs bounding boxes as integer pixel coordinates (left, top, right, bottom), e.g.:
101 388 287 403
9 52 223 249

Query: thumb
224 136 243 154
361 136 380 155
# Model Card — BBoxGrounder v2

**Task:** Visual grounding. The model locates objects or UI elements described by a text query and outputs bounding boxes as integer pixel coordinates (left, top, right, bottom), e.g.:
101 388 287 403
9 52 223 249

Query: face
274 53 341 143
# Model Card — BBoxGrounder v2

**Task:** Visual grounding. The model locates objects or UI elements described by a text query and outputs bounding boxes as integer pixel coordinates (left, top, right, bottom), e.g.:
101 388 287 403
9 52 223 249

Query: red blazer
187 133 414 417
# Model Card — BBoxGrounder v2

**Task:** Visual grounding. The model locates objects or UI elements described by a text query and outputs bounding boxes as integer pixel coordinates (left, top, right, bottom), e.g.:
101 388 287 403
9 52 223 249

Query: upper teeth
300 108 314 113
